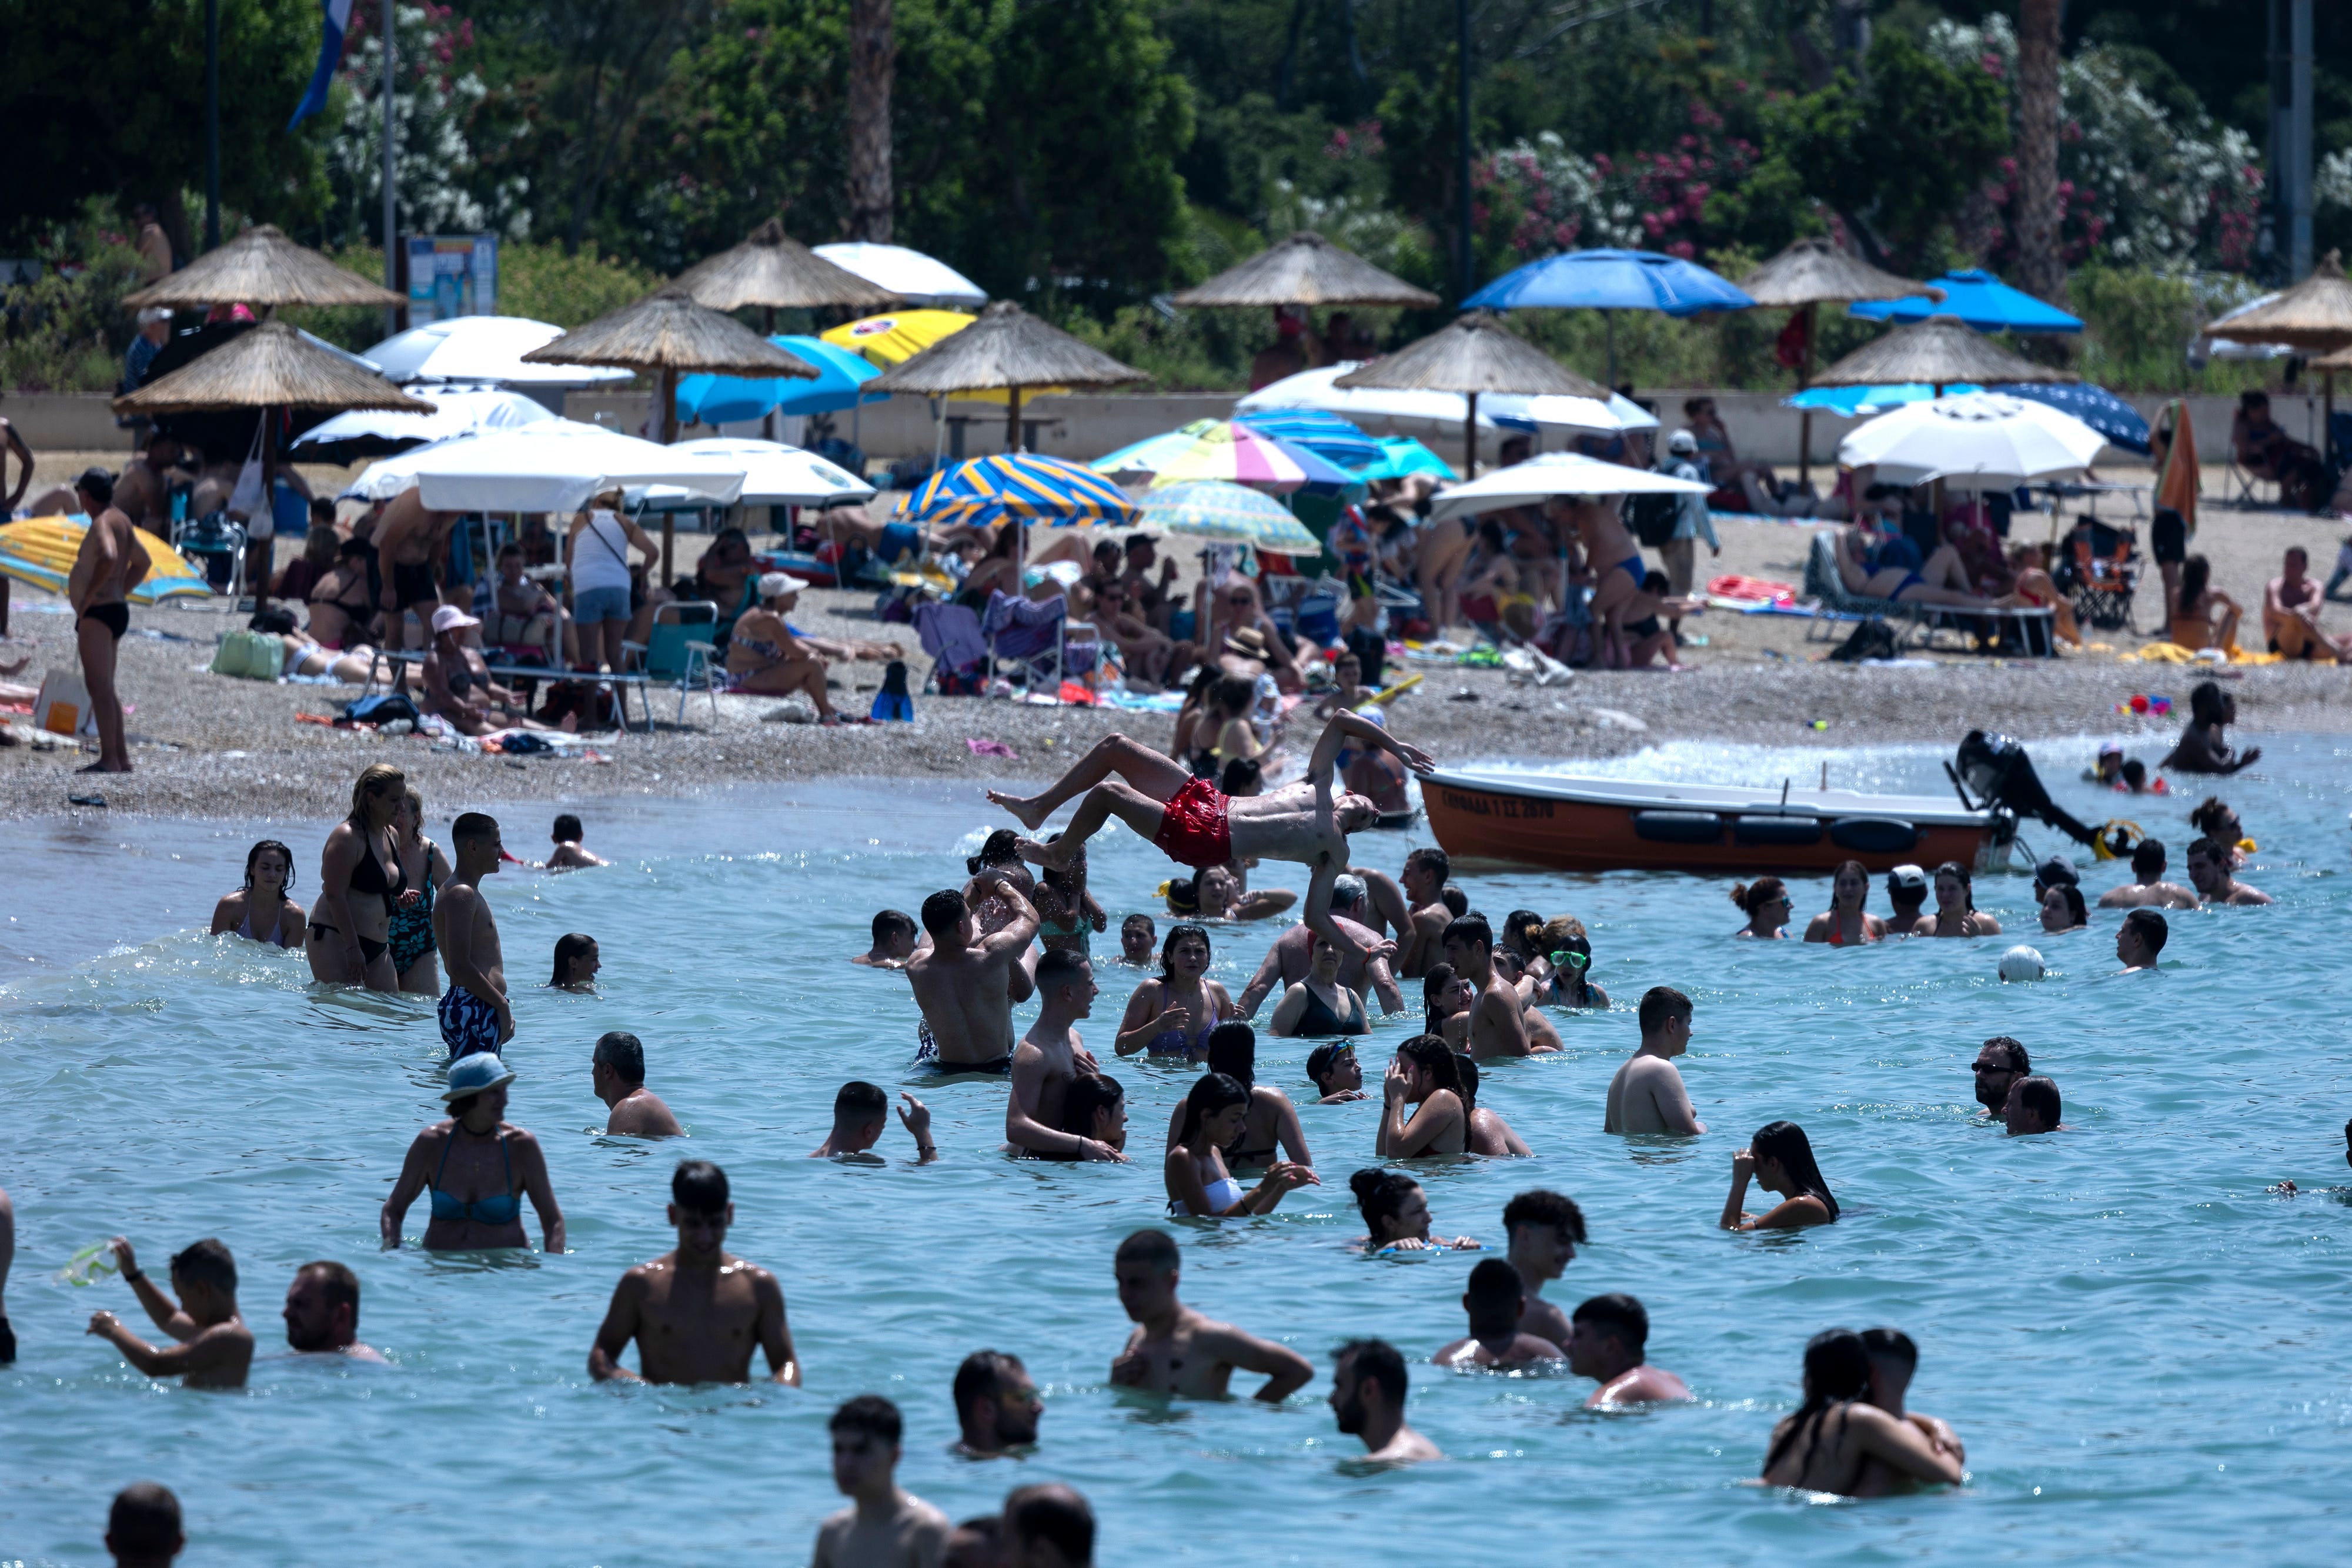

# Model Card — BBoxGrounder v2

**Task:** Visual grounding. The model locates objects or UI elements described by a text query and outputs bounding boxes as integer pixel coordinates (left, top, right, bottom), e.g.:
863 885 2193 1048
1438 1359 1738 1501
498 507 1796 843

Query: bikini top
429 1127 520 1225
1147 988 1222 1056
1295 982 1368 1037
348 828 408 917
236 902 299 948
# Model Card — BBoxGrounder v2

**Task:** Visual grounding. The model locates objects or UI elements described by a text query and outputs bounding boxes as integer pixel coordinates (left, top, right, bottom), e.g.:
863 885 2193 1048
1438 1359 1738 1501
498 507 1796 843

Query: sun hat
442 1052 515 1101
430 604 480 634
1224 626 1271 660
1884 863 1927 893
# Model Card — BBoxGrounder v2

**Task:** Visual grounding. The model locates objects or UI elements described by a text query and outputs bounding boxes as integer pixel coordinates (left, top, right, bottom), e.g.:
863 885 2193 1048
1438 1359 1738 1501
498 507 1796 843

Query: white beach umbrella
630 438 874 509
811 243 988 308
290 386 558 460
342 420 746 511
1240 365 1651 435
362 316 639 387
1426 451 1712 522
1838 392 2107 490
1486 389 1659 433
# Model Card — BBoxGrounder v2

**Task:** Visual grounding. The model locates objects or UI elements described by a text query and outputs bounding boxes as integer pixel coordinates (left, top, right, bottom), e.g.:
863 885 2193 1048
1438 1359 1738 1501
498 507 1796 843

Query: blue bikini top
429 1127 520 1225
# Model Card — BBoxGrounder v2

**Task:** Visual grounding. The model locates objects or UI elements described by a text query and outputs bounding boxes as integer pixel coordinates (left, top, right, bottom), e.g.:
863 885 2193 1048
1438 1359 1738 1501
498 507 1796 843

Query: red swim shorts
1151 775 1233 870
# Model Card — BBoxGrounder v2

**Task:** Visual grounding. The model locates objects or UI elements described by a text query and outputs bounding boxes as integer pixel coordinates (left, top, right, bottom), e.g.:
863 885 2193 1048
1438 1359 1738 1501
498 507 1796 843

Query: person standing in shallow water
812 1396 950 1568
1108 1229 1314 1400
434 813 512 1059
1803 860 1885 945
589 1159 799 1385
85 1236 254 1389
380 1054 564 1253
1760 1328 1962 1496
593 1031 683 1137
1329 1338 1442 1463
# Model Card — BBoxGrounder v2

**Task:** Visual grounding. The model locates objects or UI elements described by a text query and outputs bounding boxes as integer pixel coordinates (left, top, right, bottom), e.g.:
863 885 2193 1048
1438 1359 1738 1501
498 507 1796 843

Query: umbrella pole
763 308 779 443
1465 391 1479 479
1797 303 1817 490
659 367 679 583
257 404 275 607
1007 384 1024 454
2327 369 2338 471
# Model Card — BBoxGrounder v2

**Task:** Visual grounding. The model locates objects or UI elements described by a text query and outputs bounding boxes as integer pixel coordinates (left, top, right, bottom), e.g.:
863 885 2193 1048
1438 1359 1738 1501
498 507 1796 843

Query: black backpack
1626 492 1679 548
1826 616 1902 663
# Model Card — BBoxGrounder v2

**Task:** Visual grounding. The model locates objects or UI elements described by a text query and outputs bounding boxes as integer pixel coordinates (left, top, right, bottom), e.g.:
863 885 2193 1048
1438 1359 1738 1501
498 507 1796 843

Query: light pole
383 0 400 335
1455 0 1472 307
204 0 220 249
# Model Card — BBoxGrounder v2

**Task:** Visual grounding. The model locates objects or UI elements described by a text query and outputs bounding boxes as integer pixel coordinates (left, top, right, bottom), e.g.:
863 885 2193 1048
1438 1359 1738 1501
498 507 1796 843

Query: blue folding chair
622 600 721 727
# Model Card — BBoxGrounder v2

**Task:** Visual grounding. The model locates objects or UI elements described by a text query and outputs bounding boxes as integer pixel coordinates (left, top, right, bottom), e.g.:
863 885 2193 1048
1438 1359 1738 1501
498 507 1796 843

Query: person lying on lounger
1831 527 1993 610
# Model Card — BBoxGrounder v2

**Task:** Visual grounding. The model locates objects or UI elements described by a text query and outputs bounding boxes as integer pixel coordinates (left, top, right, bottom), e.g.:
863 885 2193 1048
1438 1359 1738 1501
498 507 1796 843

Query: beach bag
209 629 283 680
35 667 93 737
226 423 267 526
1827 617 1902 664
341 691 420 727
1627 492 1679 548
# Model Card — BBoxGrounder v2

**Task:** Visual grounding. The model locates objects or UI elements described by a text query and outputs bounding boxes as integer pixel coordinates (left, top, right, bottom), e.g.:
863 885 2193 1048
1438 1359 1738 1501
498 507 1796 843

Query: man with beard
1328 1338 1440 1462
280 1261 385 1362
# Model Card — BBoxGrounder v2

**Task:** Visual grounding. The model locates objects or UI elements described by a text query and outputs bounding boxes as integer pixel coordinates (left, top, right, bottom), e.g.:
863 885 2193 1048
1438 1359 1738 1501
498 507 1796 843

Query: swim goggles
1548 948 1591 971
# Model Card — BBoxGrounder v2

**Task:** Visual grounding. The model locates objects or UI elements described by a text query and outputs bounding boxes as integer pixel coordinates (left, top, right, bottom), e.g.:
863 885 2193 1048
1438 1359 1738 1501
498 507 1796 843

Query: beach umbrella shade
1170 231 1439 309
290 387 559 464
0 517 211 604
1849 268 2085 334
1485 389 1659 434
868 301 1145 454
136 318 391 457
1335 311 1608 475
1093 420 1355 494
668 218 900 327
382 421 748 514
1231 409 1384 468
121 224 401 312
2201 252 2352 449
821 310 977 368
812 243 988 308
675 336 888 426
628 439 874 511
1838 392 2107 490
363 316 639 387
1788 383 1984 417
1425 451 1712 523
1736 238 1940 485
1987 382 2150 456
903 453 1141 534
1810 316 2074 392
1463 248 1755 385
1347 436 1457 483
1137 480 1324 556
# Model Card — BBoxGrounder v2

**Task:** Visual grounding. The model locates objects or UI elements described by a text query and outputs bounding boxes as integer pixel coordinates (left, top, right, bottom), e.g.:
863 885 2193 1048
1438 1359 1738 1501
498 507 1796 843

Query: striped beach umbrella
1231 409 1383 467
1137 480 1323 556
904 453 1141 531
1091 419 1355 493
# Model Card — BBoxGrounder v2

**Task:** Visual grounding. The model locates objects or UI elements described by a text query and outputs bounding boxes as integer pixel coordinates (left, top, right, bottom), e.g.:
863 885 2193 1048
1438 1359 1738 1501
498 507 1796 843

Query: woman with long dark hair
1038 1073 1127 1162
210 839 305 948
1348 1168 1479 1252
1164 1073 1317 1218
1729 877 1791 939
1761 1329 1962 1495
1115 922 1231 1058
1455 1053 1532 1157
1720 1121 1839 1230
1421 964 1475 1048
1376 1035 1468 1158
2169 553 2243 653
1927 861 2000 938
1161 1021 1309 1169
1802 860 1886 947
1538 915 1610 1009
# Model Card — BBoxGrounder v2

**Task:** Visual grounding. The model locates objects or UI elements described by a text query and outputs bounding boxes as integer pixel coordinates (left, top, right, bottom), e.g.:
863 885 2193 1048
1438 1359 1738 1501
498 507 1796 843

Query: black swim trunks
2151 507 2186 566
81 601 129 641
392 561 440 610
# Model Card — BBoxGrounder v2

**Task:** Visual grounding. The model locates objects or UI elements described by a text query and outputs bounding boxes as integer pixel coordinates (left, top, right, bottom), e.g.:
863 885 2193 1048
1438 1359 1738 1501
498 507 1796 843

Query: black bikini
310 827 406 966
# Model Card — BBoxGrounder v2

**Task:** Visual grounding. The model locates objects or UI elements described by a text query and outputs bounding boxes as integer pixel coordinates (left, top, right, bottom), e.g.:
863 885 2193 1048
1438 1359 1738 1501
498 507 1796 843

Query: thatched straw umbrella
1171 231 1439 309
867 300 1145 454
122 224 400 312
1736 237 1936 484
1333 310 1605 474
2203 250 2352 459
667 218 901 330
112 320 433 535
1809 316 2074 393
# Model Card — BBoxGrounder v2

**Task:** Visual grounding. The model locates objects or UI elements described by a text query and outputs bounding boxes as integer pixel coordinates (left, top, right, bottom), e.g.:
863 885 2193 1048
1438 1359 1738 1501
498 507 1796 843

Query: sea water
4 737 2350 1566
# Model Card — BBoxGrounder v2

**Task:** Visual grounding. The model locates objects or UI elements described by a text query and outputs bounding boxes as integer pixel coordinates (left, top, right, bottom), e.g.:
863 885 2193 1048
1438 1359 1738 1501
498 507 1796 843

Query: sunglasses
1971 1062 2014 1074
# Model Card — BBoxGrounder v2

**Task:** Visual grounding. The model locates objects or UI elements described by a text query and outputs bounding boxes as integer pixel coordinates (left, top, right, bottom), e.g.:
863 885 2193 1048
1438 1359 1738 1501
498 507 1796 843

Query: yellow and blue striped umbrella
0 517 213 604
1137 480 1323 556
903 453 1141 530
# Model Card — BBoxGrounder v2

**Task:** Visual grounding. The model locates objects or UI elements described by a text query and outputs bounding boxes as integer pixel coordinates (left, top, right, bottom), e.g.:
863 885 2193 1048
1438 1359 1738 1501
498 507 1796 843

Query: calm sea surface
5 738 2349 1565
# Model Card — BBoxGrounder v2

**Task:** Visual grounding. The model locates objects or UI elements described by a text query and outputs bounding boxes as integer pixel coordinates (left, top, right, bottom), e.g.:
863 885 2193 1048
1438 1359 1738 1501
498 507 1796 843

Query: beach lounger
1800 533 2056 656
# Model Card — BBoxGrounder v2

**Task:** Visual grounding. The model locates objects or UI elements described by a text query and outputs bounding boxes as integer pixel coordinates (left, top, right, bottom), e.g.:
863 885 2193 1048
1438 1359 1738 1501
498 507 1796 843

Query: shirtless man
1855 1328 1964 1497
1434 1259 1567 1368
1329 1338 1441 1463
953 1350 1042 1457
1882 864 1930 936
111 433 181 537
2003 1075 2069 1135
1006 950 1120 1161
908 875 1038 1074
2116 908 2167 972
1444 913 1556 1059
2186 835 2273 905
990 713 1434 962
280 1261 385 1362
433 813 512 1059
813 1396 951 1568
1501 1188 1585 1348
2161 680 2260 775
546 813 609 869
1603 987 1706 1135
1232 875 1403 1018
1970 1037 2030 1118
813 1081 937 1162
856 910 920 968
1394 848 1452 978
593 1031 684 1136
86 1237 254 1390
68 469 148 774
588 1159 799 1385
1563 1293 1689 1407
2096 838 2198 910
1108 1229 1312 1400
373 488 460 648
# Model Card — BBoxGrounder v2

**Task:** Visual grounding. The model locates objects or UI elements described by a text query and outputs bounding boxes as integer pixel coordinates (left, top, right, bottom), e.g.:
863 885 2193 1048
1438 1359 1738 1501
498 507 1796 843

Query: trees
2014 0 2065 305
847 0 896 241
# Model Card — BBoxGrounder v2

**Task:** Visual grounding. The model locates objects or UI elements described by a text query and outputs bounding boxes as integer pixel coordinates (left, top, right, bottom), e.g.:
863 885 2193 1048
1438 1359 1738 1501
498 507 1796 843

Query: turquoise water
5 742 2351 1566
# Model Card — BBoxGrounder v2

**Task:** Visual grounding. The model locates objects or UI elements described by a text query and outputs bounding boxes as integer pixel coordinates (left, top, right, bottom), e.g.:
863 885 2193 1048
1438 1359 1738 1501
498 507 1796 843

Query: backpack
1626 492 1680 549
1826 616 1902 664
342 691 421 726
209 629 284 681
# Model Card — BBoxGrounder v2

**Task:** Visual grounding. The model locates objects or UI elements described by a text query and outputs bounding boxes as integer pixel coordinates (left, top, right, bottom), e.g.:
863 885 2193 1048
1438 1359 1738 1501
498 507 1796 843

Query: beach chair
622 600 721 727
172 511 248 604
1802 533 1925 646
982 590 1100 697
2056 516 2140 631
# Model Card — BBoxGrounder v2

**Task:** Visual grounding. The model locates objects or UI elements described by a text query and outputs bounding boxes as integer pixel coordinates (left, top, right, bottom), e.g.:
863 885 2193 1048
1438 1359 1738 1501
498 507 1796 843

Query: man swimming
811 1396 952 1568
2162 680 2260 775
105 1481 184 1568
1108 1229 1314 1400
1002 1485 1095 1568
813 1080 937 1162
987 711 1434 961
907 873 1038 1074
953 1349 1041 1457
1305 1041 1366 1103
1444 912 1557 1059
856 910 920 968
433 813 511 1059
1603 987 1706 1135
1434 1258 1568 1368
280 1261 385 1362
2096 838 2198 909
2117 908 2167 972
1502 1188 1586 1347
1855 1328 1965 1496
1115 912 1157 966
1232 874 1403 1018
1007 950 1120 1161
2003 1075 2067 1135
1329 1338 1442 1462
1563 1293 1689 1408
1881 864 1930 937
545 813 610 870
1970 1037 2031 1118
1394 848 1452 978
593 1031 684 1136
86 1237 254 1389
588 1159 799 1385
2186 836 2273 905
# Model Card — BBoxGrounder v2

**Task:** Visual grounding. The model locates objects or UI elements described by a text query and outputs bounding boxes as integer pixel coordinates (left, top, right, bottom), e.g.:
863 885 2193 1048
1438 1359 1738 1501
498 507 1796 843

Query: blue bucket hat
442 1052 516 1101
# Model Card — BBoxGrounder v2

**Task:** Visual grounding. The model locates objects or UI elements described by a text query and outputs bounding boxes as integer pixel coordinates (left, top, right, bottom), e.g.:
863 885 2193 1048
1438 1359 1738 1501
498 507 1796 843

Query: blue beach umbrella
1463 248 1755 316
1788 383 1983 417
1988 382 2150 454
904 453 1141 531
674 335 887 425
1231 409 1383 468
1850 269 2085 334
1346 435 1457 483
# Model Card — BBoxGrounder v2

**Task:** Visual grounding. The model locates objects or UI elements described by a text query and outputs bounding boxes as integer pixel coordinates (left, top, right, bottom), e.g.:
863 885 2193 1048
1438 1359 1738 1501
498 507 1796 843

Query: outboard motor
1953 731 2129 856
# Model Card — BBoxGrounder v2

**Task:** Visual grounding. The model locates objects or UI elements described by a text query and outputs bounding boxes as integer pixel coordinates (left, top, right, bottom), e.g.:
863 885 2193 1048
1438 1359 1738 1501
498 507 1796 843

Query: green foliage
2069 265 2271 394
0 219 149 393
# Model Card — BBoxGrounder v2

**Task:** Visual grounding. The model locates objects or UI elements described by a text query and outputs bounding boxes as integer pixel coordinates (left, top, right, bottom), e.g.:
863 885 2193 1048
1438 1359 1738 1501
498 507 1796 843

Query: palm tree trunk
847 0 896 242
2014 0 2065 306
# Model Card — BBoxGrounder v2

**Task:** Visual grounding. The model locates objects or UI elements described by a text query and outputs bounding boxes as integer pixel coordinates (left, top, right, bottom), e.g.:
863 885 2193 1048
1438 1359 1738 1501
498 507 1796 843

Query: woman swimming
309 763 408 991
1376 1035 1469 1158
1730 877 1791 939
1269 934 1369 1038
1454 1054 1532 1158
1421 963 1476 1049
1159 1021 1309 1172
209 839 305 949
550 933 601 989
1538 915 1611 1009
1760 1329 1962 1496
1163 1073 1317 1218
1349 1167 1478 1253
1114 923 1232 1058
2039 882 2089 934
387 786 451 997
1926 861 2000 937
1802 860 1886 946
1031 834 1107 958
1720 1121 1840 1231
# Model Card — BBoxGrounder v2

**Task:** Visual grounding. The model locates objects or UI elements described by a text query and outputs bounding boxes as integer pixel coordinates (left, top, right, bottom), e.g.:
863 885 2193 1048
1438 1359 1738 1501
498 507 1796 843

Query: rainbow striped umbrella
1137 480 1323 556
903 453 1141 530
1092 419 1348 493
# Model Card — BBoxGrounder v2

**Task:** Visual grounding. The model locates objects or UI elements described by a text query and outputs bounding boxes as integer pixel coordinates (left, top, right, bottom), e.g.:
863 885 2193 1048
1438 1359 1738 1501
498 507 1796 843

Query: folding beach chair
915 600 990 694
172 511 248 603
982 590 1100 697
622 600 721 727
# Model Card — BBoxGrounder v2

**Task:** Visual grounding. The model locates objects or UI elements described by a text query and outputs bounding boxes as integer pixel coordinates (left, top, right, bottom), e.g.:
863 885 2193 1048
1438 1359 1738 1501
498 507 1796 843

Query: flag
288 0 355 129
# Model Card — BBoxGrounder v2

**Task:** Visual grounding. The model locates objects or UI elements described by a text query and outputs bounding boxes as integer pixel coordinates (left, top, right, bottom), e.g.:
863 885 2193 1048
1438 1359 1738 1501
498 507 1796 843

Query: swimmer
1165 1074 1317 1215
1161 1022 1311 1171
1970 1037 2031 1118
1378 1035 1471 1157
2085 743 2125 786
1003 1485 1095 1568
1719 1121 1839 1230
2188 796 2250 866
209 839 306 949
545 813 609 870
1307 1041 1367 1102
1729 877 1790 938
1761 1329 1962 1495
1394 847 1452 978
310 763 407 991
1008 950 1121 1161
2117 907 2167 971
1233 874 1402 1018
2161 680 2260 775
1032 835 1108 957
381 1053 564 1252
2118 758 2164 794
1050 1072 1129 1161
1564 1293 1690 1408
281 1261 385 1362
1881 864 1930 937
1502 1189 1586 1346
1109 1229 1314 1400
1434 1258 1566 1368
1803 860 1886 945
1186 862 1295 922
2003 1075 2067 1135
908 873 1038 1074
1455 1053 1533 1157
1488 948 1565 1049
106 1482 184 1567
812 1396 951 1568
2096 838 2197 909
1446 913 1558 1058
1113 922 1232 1060
1924 861 2000 937
943 1514 1000 1567
1350 1168 1478 1252
1603 987 1706 1136
813 1080 937 1161
86 1236 254 1389
1329 1338 1443 1462
589 1159 798 1385
593 1031 684 1137
549 932 600 990
1114 912 1157 965
953 1350 1041 1458
1269 932 1371 1038
2186 836 2272 905
1855 1328 1965 1497
2039 882 2089 932
433 813 512 1058
1539 915 1611 1009
988 713 1434 962
855 910 920 968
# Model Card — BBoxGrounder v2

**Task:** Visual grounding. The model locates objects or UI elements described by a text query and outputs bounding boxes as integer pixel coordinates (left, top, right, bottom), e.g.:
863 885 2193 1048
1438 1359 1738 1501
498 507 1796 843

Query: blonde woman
309 763 409 991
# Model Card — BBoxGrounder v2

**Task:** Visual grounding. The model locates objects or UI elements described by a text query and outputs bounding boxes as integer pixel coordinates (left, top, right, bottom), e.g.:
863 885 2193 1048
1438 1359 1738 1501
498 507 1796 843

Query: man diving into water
988 712 1434 959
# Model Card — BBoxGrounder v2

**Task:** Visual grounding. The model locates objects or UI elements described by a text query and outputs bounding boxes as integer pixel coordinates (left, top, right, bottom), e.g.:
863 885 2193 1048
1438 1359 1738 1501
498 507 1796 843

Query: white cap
1667 429 1699 454
430 604 480 634
1998 944 2046 983
759 571 811 600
